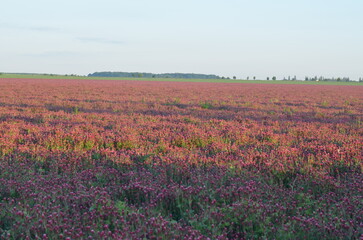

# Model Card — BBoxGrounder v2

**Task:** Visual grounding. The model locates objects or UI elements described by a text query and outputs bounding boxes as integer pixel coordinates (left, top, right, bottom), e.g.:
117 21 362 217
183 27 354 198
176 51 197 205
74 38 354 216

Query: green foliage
200 101 214 109
91 152 102 160
283 107 295 116
133 154 153 165
83 140 94 150
115 140 135 150
270 169 298 188
72 106 79 114
155 189 203 222
320 100 329 107
115 200 132 215
183 117 198 124
0 213 13 232
164 98 181 106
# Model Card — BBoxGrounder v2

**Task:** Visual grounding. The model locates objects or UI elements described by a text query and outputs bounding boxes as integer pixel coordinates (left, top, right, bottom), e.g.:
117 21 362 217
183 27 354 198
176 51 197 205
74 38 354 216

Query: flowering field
0 78 362 239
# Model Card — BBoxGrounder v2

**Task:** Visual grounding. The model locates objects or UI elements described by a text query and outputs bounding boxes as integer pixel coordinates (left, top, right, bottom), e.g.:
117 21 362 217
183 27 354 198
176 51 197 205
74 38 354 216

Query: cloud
77 37 125 45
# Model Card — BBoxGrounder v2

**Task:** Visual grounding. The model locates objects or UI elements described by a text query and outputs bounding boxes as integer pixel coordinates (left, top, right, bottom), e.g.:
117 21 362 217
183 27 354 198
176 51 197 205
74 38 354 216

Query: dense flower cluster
0 78 362 239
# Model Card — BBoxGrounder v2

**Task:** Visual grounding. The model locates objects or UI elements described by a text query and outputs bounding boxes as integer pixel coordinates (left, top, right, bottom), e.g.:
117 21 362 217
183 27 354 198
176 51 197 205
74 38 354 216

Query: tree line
88 72 221 79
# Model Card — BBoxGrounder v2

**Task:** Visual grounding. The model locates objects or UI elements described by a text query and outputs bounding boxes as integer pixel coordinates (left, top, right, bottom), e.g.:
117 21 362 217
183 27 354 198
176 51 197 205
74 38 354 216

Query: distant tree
272 76 276 81
89 71 221 79
293 75 297 81
233 76 236 80
247 76 249 80
337 77 341 82
267 77 270 80
288 76 291 81
305 77 309 81
253 76 256 80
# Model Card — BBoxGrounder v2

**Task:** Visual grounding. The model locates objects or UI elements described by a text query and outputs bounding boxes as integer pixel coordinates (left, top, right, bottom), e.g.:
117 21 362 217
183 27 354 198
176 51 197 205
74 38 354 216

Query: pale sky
1 0 363 79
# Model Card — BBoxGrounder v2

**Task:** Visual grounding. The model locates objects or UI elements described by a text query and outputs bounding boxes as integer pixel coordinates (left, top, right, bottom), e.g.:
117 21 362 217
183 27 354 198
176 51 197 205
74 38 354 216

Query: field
1 73 363 85
0 78 362 239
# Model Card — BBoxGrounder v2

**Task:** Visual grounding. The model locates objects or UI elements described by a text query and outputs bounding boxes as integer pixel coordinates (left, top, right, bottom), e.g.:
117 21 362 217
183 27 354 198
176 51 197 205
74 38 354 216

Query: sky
1 0 363 80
